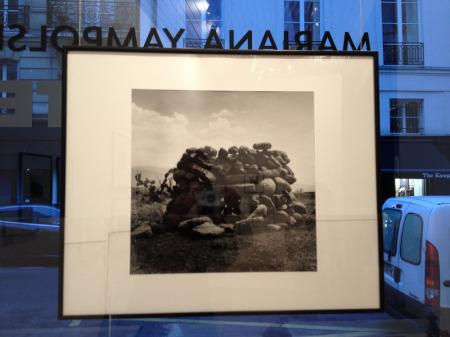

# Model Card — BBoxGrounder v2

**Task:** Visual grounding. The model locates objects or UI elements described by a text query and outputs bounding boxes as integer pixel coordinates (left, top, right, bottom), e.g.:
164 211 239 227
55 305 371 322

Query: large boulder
192 164 216 182
284 175 297 184
244 164 259 173
292 212 306 225
256 178 276 196
271 210 291 224
225 183 257 195
266 224 281 231
192 222 224 237
131 224 153 237
258 195 276 214
253 142 272 151
228 146 239 154
236 216 265 226
158 143 310 237
291 201 307 214
173 169 188 183
239 195 258 217
274 177 291 193
255 152 280 169
272 222 289 230
225 174 256 184
218 223 234 233
163 192 197 230
178 216 213 232
249 204 268 218
201 146 217 158
217 147 228 160
258 169 280 179
235 216 266 234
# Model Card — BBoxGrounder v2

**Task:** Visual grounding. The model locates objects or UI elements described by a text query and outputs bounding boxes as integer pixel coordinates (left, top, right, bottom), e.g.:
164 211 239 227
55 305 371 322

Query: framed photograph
60 48 381 318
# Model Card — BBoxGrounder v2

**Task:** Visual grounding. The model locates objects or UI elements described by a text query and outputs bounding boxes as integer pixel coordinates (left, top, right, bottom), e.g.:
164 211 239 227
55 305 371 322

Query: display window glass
0 0 449 335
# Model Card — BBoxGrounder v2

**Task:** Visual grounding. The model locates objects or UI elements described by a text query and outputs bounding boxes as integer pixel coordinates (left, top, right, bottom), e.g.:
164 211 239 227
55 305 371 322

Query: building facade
0 0 140 206
1 0 449 207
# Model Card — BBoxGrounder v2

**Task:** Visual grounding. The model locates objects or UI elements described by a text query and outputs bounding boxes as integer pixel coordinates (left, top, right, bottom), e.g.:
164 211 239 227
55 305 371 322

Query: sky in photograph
132 90 315 191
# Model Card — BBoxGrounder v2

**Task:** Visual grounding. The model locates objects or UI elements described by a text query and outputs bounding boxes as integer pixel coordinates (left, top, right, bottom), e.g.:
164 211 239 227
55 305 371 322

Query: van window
400 213 423 265
382 209 402 255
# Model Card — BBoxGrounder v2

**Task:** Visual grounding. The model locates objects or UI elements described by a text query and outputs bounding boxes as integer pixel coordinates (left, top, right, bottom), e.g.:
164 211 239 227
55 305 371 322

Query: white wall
223 0 283 49
422 0 450 68
23 0 450 137
379 71 450 136
140 0 185 47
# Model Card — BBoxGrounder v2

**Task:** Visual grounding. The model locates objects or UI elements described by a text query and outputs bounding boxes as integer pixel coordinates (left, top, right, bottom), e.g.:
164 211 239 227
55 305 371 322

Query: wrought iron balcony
383 43 424 66
389 126 424 135
0 5 30 31
47 0 139 32
184 38 225 48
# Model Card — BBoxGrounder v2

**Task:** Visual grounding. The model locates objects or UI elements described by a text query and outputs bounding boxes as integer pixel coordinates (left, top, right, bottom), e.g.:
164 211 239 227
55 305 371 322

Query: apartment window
284 1 300 39
206 0 221 33
47 0 138 32
389 99 422 134
382 0 423 65
284 0 320 43
185 0 222 47
0 62 17 115
382 0 398 43
0 0 18 25
401 0 419 43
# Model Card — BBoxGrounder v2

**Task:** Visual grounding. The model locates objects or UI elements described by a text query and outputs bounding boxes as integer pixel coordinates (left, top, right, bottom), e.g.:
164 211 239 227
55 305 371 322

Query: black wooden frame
59 46 382 320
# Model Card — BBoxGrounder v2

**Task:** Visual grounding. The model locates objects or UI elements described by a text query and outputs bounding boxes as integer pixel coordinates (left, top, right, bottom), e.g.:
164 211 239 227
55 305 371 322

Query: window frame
0 61 18 115
381 0 421 44
1 0 20 27
389 98 422 135
284 0 321 43
395 178 426 197
399 212 423 266
185 0 223 41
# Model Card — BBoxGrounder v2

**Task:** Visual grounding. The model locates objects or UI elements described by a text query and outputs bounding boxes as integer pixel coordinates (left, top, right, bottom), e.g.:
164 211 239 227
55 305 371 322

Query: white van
382 196 450 333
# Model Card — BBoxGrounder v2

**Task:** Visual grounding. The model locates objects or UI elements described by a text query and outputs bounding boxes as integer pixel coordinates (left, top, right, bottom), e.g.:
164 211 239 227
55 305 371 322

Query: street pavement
0 268 434 337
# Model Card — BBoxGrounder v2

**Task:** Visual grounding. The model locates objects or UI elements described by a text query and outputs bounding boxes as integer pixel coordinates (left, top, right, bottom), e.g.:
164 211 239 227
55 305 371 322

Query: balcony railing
383 43 424 66
184 38 225 48
389 127 424 135
47 0 139 33
0 5 30 31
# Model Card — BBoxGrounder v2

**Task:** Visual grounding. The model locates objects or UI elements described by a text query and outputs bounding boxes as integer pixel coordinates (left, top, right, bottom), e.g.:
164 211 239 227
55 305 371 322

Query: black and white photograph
130 89 316 274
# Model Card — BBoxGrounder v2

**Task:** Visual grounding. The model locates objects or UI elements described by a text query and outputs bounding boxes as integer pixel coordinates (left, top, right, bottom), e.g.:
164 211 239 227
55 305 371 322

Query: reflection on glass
21 154 52 205
395 178 425 197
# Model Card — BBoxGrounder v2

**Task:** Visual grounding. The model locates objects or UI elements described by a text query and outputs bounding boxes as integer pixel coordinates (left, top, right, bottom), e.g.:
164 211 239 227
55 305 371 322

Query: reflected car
0 205 60 266
382 196 450 335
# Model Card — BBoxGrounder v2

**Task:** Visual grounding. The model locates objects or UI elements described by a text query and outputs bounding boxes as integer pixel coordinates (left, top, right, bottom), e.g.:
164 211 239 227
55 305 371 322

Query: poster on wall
60 48 381 318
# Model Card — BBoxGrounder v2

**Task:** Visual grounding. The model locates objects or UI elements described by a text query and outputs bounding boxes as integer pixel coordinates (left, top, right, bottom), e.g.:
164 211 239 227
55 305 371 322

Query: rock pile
161 142 311 237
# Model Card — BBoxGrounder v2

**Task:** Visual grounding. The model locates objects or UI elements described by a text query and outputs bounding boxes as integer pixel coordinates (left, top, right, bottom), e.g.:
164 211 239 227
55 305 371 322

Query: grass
130 188 317 274
131 226 316 274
